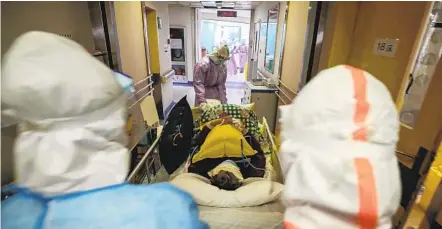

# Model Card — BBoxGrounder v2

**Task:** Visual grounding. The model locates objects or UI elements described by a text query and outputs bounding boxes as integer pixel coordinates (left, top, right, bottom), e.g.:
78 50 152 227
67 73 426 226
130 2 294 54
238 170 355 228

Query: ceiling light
201 1 216 8
222 2 235 8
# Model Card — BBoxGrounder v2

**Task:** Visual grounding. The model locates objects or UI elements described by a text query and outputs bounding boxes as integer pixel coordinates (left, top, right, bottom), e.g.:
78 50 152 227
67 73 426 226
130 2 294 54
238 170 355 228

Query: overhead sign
217 11 237 17
373 38 399 57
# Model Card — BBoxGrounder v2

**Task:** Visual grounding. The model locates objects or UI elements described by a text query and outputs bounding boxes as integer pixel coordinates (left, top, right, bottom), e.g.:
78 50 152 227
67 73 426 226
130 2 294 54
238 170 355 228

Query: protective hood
280 65 401 229
1 31 129 196
208 45 230 65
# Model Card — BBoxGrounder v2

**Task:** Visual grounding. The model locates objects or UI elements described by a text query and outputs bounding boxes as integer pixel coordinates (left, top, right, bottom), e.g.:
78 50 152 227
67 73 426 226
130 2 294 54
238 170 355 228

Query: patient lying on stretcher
187 117 266 190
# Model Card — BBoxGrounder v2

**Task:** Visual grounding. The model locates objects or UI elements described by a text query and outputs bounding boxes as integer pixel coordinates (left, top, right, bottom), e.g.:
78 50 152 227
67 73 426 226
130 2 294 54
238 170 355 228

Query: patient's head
210 171 241 191
208 160 243 191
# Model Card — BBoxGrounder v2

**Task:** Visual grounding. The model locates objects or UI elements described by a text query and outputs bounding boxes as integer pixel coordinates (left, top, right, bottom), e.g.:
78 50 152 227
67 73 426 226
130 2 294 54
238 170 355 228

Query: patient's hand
207 117 233 129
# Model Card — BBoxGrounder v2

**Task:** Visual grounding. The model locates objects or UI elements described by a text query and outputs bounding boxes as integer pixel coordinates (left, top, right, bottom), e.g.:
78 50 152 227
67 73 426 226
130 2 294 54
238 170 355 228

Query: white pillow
170 173 283 208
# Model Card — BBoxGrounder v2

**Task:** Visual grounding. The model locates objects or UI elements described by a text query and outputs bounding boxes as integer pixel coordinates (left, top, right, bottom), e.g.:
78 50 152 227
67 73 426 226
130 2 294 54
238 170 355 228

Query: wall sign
373 38 399 57
217 11 237 17
170 39 183 49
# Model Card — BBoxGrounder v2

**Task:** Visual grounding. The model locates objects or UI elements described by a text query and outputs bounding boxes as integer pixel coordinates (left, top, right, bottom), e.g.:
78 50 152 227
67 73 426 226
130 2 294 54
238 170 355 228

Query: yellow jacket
192 124 257 164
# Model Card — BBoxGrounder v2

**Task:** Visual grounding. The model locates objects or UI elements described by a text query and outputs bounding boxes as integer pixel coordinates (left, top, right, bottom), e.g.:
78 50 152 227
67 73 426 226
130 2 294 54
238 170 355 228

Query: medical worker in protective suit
1 31 208 229
193 45 229 106
279 65 401 229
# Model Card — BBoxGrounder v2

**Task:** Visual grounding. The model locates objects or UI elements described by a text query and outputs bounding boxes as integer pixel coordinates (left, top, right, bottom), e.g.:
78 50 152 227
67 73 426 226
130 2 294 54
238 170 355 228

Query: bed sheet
199 201 284 229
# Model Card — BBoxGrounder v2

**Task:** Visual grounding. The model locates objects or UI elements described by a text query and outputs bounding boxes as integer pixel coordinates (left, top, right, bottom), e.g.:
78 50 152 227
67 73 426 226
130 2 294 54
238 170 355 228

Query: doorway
197 9 251 83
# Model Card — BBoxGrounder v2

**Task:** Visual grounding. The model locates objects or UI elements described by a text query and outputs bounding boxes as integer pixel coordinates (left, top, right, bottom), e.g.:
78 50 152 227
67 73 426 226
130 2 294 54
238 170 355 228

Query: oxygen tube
237 138 265 171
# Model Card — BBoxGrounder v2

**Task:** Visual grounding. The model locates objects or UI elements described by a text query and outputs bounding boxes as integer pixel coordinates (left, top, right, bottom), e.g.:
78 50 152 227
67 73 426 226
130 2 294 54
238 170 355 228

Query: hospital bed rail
125 74 162 184
128 74 154 109
126 135 161 184
126 74 156 152
262 117 283 183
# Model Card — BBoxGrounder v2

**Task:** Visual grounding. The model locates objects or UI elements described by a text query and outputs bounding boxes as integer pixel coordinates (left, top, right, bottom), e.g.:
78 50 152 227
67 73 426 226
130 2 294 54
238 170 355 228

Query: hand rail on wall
127 74 155 109
163 69 175 79
134 81 154 97
257 69 266 79
128 87 155 109
277 78 298 96
161 69 175 84
275 91 289 105
133 74 153 86
396 150 416 159
275 85 292 102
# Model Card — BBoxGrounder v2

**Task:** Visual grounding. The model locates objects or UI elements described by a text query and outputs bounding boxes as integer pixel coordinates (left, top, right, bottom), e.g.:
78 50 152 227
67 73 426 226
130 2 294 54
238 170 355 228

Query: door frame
141 2 152 75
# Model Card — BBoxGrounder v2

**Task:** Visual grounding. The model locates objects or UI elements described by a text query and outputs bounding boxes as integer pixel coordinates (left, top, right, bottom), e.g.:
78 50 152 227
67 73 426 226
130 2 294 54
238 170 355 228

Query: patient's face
210 171 241 191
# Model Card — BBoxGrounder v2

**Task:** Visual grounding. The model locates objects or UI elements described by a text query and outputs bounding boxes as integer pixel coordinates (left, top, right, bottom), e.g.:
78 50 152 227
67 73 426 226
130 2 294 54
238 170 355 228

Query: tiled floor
173 82 245 107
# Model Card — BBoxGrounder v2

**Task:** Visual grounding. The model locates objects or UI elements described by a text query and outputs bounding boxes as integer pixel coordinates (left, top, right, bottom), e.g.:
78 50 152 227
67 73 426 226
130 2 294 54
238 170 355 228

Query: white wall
1 1 95 55
169 5 194 81
253 1 287 79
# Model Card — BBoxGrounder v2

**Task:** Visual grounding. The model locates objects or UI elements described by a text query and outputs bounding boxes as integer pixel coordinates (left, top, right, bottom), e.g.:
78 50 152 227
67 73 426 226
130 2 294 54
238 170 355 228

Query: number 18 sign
373 38 399 57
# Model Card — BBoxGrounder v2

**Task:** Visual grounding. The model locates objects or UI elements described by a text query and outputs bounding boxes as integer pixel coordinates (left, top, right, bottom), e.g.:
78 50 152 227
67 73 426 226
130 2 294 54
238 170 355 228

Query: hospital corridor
1 1 442 229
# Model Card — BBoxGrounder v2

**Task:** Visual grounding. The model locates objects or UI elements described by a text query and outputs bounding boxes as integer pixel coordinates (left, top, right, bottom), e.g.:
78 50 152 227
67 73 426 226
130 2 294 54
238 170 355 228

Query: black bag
159 96 194 174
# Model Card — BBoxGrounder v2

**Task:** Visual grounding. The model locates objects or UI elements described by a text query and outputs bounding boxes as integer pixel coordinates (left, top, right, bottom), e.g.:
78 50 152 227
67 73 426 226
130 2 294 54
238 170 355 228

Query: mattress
199 201 284 229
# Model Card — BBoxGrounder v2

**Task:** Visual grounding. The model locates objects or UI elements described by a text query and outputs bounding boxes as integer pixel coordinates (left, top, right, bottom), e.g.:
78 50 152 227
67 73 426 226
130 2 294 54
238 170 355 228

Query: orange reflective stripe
345 65 378 229
354 158 378 229
345 65 370 142
284 221 300 229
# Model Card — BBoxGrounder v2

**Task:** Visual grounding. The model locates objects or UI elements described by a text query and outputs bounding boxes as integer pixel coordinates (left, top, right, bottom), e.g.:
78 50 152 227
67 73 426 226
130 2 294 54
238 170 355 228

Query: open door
141 3 165 120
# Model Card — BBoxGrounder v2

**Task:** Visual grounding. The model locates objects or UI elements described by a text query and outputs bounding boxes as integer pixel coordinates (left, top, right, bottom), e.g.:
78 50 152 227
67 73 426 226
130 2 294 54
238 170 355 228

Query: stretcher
127 104 285 229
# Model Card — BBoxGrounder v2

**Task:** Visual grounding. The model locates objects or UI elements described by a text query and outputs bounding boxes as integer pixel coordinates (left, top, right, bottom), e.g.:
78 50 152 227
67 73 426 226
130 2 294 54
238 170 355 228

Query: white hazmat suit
1 31 208 229
279 65 401 229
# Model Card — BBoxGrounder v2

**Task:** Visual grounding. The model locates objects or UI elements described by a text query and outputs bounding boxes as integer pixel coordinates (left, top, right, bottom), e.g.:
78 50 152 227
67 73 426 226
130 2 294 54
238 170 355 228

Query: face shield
114 71 135 95
1 71 133 128
1 107 20 128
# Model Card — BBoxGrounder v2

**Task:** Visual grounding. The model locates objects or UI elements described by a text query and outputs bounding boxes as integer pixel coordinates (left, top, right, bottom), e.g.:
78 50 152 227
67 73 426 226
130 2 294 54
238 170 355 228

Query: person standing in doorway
193 45 230 106
229 43 240 76
239 39 248 73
